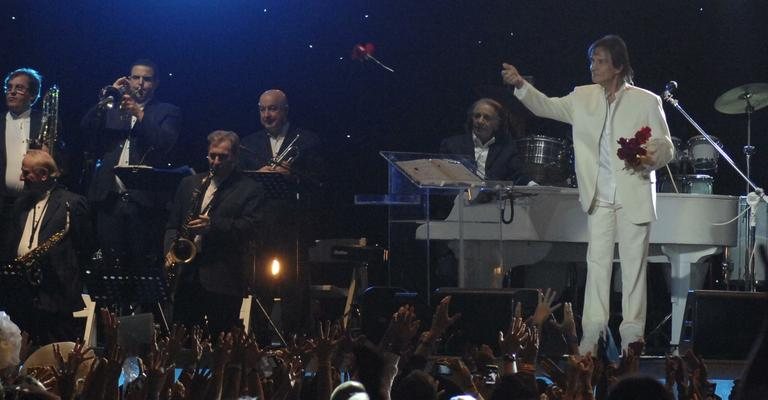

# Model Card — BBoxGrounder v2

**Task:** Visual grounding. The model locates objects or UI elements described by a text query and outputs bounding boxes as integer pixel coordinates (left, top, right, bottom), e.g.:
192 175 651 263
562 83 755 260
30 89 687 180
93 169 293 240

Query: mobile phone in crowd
434 362 452 376
481 364 500 385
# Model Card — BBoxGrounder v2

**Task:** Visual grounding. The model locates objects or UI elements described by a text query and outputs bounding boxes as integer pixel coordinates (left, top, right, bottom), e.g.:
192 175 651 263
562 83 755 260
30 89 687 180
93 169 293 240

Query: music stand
242 170 299 201
113 165 193 191
87 268 171 333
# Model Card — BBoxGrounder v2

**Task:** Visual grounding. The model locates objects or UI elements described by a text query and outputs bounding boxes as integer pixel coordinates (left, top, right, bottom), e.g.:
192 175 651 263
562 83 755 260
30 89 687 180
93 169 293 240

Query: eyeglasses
4 85 29 94
208 153 231 161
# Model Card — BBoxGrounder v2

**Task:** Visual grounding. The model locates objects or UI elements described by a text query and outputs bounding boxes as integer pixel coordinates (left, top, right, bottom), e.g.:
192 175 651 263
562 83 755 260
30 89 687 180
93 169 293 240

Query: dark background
2 0 767 244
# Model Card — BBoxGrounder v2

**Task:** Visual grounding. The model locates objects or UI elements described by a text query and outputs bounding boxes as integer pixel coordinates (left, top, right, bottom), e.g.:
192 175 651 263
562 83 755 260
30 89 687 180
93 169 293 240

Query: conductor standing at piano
502 35 673 353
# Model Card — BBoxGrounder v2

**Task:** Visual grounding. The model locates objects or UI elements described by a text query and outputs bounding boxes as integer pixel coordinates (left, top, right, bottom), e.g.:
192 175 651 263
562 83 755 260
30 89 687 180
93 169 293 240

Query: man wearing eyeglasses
1 68 45 248
165 130 264 335
80 59 181 271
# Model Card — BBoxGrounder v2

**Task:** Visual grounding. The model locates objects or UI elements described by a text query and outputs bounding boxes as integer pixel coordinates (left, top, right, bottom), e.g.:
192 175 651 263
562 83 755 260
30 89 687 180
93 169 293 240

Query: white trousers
579 202 650 354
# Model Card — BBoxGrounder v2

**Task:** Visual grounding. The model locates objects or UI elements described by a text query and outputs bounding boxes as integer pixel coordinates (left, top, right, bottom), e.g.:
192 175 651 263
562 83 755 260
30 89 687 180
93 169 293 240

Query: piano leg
661 245 720 348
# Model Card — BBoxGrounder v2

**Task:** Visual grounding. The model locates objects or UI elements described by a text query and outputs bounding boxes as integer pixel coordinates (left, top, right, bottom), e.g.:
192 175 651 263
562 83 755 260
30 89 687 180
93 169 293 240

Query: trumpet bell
99 86 124 110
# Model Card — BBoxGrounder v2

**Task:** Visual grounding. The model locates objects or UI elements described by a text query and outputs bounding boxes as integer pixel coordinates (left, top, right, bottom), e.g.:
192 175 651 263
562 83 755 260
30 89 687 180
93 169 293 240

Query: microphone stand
663 88 765 291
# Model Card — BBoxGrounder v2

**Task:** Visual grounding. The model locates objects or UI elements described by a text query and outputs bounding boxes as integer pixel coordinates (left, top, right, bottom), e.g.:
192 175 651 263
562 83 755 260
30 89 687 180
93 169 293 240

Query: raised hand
501 63 527 89
550 302 579 355
530 288 563 328
499 316 529 356
380 305 421 354
315 320 341 363
430 296 461 339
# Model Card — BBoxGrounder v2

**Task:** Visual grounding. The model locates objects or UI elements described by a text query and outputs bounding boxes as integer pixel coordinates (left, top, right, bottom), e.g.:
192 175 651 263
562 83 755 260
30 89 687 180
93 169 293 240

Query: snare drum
658 174 713 194
514 135 572 186
687 135 722 171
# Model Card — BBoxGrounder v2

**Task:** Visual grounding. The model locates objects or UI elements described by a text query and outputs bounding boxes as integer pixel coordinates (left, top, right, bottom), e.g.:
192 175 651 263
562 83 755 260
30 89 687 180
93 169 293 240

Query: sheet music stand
87 269 169 305
113 165 193 191
355 152 491 304
242 171 299 201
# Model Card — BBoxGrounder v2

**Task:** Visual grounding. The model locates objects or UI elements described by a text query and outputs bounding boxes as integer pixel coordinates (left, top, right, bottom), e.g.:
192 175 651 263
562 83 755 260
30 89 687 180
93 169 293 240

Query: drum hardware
664 80 767 292
513 135 573 186
658 174 713 195
714 82 768 194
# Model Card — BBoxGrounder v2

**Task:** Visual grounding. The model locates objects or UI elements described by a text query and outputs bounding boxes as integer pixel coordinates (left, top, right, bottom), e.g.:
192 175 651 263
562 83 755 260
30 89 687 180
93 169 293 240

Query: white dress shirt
268 123 291 158
595 92 622 205
115 103 146 192
18 191 51 256
4 110 31 194
472 134 496 179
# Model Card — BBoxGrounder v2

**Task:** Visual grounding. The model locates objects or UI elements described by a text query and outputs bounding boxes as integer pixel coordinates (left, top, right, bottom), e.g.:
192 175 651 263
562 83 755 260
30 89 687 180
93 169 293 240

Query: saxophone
35 85 60 158
165 170 214 270
12 202 70 286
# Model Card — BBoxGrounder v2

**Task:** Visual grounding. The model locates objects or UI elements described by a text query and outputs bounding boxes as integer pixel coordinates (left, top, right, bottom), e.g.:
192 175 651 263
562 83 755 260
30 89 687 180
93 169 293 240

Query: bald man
1 150 94 343
240 90 324 178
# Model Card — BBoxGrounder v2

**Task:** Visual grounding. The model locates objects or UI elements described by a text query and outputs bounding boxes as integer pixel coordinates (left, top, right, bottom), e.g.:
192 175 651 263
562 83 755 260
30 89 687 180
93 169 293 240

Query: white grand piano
415 186 739 346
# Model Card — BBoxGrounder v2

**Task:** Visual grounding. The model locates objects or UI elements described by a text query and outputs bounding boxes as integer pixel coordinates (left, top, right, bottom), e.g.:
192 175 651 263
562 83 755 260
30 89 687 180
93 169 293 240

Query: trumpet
97 84 141 110
269 134 300 168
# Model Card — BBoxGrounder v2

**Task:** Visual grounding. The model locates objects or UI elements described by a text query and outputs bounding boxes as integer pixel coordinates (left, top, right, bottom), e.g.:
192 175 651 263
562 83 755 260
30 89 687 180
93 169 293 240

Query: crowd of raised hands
0 289 732 399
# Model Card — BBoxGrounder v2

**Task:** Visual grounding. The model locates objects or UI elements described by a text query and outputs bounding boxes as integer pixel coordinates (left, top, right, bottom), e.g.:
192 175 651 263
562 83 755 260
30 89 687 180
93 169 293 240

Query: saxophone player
1 150 94 344
80 59 181 272
165 131 265 335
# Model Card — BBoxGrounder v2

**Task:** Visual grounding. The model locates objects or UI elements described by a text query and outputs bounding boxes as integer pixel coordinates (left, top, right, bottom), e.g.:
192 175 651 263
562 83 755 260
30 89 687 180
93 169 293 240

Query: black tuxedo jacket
239 125 325 187
0 110 42 196
3 186 93 313
439 133 529 184
80 99 181 207
164 171 264 296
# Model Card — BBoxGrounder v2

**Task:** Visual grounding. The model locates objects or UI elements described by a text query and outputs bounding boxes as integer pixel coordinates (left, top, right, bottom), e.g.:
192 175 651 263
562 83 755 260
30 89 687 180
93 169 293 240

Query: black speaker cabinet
432 288 544 355
681 290 768 360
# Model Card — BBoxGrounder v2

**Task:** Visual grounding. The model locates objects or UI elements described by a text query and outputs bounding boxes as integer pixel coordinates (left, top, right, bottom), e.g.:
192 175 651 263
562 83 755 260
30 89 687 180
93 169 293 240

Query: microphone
662 81 678 99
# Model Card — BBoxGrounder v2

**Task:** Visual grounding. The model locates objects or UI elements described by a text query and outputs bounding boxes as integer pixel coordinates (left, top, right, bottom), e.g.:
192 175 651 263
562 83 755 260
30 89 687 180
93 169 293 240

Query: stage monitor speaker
681 290 768 360
432 288 548 355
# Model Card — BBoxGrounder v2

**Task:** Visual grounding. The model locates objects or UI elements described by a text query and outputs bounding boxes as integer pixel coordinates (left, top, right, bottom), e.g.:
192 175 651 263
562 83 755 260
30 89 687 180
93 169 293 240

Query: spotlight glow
270 258 281 277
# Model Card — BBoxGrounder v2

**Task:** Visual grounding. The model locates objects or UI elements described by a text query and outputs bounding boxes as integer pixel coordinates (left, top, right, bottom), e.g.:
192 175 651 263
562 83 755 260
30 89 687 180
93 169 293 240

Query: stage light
270 258 281 277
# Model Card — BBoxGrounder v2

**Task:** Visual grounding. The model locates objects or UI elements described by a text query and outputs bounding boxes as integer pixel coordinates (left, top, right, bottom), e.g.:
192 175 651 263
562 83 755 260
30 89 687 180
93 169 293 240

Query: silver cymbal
714 82 768 114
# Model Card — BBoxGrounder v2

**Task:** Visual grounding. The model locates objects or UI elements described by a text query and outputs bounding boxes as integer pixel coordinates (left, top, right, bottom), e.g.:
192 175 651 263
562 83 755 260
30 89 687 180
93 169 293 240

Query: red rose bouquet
617 126 652 169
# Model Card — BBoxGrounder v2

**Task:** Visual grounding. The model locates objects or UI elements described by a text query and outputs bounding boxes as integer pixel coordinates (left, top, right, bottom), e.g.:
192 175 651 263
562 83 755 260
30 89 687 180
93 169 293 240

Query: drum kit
659 82 768 195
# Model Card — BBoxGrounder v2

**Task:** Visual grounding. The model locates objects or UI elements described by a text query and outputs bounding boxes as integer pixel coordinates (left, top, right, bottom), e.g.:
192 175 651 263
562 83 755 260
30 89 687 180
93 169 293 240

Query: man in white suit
501 35 674 354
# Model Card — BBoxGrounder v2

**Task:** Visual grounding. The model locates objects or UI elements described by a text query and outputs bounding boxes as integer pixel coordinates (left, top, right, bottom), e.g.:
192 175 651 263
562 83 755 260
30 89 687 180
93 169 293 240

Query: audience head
331 381 370 400
4 68 42 114
606 374 674 400
392 370 437 400
488 374 538 400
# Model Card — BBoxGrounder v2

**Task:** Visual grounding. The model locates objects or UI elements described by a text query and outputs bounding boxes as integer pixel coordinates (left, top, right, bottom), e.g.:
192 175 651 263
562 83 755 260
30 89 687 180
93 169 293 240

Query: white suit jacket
515 81 674 224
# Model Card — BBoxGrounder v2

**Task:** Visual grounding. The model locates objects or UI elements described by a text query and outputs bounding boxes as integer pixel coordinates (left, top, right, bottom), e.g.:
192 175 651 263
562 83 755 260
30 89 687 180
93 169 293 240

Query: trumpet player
1 150 94 344
80 59 181 271
165 130 264 335
240 89 324 180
